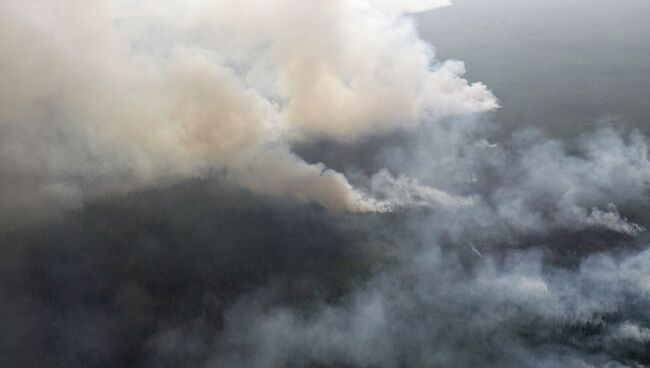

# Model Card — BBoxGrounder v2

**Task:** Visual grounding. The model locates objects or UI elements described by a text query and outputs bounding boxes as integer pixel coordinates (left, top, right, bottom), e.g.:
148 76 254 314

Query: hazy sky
417 0 650 137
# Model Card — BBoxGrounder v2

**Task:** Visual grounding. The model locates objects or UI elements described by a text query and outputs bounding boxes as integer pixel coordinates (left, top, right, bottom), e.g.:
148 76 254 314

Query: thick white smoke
0 0 496 212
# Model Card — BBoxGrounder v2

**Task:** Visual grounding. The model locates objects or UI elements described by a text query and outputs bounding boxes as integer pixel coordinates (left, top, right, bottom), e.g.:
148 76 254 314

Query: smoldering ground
2 122 650 368
1 0 650 367
0 177 385 367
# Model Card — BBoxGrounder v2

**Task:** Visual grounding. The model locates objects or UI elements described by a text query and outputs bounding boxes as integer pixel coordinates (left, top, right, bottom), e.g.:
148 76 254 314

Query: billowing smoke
1 1 649 368
0 0 495 213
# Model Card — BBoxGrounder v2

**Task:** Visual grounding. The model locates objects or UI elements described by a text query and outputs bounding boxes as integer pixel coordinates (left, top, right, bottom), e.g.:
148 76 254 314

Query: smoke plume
0 0 495 213
0 1 649 367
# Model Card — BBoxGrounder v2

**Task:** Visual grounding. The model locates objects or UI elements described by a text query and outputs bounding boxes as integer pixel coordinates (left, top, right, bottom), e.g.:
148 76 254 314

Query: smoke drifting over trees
0 1 649 367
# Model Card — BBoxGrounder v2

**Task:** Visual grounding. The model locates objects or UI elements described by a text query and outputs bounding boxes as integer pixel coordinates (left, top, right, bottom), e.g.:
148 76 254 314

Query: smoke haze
0 1 649 367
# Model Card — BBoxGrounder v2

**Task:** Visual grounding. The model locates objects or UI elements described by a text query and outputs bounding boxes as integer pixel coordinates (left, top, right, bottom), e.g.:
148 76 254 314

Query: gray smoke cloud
375 119 650 241
0 1 649 368
205 247 650 368
158 119 649 368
